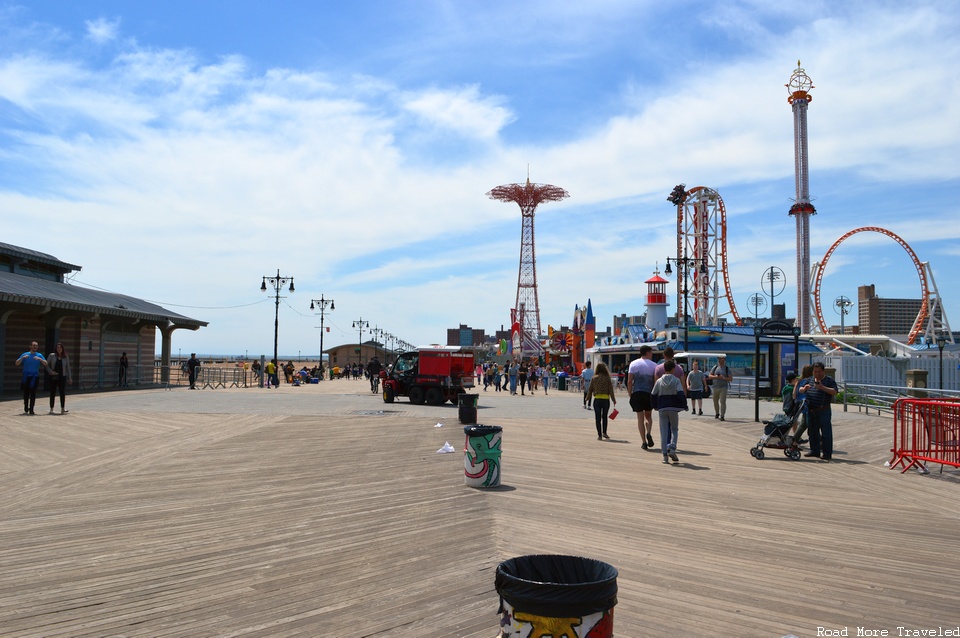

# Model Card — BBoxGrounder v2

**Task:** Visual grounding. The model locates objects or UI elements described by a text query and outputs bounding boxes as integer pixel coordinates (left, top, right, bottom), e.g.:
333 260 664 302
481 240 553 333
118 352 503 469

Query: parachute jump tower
787 61 816 334
487 174 569 358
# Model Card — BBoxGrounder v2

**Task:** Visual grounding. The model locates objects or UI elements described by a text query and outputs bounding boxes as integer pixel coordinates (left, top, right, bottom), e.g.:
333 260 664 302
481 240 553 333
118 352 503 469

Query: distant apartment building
446 324 486 347
858 284 938 335
613 314 645 335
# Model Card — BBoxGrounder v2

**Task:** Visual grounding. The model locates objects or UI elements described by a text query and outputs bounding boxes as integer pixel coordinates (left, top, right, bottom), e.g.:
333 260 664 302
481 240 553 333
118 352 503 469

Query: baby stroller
750 398 806 461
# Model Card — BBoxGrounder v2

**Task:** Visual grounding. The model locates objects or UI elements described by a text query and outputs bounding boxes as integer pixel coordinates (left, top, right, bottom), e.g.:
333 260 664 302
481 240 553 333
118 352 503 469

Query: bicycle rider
366 356 383 393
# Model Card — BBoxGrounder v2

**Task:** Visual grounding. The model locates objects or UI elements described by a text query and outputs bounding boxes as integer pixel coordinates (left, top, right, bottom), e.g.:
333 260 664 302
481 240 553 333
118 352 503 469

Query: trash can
458 393 479 425
463 424 501 488
557 375 567 391
496 554 618 638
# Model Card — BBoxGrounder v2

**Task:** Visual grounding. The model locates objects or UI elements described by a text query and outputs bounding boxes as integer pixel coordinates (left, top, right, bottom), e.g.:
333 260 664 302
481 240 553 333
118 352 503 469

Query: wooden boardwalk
1 381 958 637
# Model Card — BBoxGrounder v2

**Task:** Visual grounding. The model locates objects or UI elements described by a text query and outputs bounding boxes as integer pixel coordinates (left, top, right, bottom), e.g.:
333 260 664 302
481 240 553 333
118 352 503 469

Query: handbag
609 408 619 420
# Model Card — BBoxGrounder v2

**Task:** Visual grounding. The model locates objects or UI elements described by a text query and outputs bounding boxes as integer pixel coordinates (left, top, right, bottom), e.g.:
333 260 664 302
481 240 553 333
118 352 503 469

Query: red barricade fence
890 398 960 473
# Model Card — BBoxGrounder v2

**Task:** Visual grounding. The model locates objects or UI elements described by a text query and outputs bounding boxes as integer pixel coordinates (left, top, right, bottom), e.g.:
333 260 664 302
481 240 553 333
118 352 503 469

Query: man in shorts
709 355 733 421
628 345 657 449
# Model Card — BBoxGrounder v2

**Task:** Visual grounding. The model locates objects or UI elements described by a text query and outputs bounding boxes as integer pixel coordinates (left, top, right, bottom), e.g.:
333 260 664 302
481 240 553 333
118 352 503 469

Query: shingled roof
0 271 206 328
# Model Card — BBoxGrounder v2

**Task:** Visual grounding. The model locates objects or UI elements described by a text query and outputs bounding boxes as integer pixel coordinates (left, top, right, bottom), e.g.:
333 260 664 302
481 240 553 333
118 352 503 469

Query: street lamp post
384 332 395 365
762 266 786 319
261 270 295 376
370 327 382 362
834 296 853 335
937 333 947 392
352 318 369 366
310 295 335 372
664 256 707 351
748 293 767 321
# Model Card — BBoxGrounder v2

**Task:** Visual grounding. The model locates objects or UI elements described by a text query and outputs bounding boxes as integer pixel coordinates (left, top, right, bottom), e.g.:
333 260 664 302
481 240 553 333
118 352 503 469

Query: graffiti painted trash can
463 424 501 488
495 554 618 638
458 393 479 425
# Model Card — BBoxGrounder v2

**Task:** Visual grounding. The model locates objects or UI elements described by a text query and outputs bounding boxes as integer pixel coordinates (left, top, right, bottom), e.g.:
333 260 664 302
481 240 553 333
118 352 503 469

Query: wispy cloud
401 85 513 139
84 17 120 44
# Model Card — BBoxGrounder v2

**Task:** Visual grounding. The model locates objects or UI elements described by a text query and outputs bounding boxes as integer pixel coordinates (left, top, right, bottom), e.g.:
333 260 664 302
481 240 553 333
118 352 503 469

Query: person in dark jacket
187 353 201 389
651 359 688 464
47 342 72 414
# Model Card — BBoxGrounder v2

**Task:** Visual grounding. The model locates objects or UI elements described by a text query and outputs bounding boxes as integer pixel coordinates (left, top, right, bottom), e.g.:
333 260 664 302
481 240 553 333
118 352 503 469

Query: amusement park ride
492 62 952 360
659 62 953 348
487 172 569 359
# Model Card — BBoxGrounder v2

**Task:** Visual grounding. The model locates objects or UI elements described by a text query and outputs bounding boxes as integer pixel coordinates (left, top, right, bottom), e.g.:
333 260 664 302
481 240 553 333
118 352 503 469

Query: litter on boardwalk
436 442 456 453
435 422 444 428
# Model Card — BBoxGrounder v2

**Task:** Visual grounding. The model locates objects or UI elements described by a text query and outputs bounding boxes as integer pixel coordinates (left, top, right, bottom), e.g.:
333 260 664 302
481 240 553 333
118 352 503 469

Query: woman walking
585 362 617 440
47 342 72 414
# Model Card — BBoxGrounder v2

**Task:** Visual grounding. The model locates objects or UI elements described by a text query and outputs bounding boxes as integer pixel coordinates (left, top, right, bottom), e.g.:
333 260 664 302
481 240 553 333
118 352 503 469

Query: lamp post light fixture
762 266 786 318
352 318 369 366
748 293 768 321
309 295 335 371
261 270 294 375
937 332 947 392
372 327 385 362
384 332 395 365
664 256 708 351
834 295 853 335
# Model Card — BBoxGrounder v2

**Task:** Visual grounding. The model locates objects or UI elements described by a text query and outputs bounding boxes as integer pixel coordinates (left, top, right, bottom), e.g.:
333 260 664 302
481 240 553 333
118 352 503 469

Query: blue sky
1 1 958 357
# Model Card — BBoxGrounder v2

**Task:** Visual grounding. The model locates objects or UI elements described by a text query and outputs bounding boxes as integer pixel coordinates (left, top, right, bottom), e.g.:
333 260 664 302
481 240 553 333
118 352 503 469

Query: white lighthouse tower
645 271 670 332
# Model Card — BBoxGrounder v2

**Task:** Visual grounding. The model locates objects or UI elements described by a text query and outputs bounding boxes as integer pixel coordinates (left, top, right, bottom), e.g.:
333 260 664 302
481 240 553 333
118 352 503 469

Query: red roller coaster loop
813 227 928 345
677 186 742 327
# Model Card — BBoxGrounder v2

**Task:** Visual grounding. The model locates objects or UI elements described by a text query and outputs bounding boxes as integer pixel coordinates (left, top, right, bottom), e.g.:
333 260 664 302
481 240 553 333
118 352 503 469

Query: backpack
783 389 796 415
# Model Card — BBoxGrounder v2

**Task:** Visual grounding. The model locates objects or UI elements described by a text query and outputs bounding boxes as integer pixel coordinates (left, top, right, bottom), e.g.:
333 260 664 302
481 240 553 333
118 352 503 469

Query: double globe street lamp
261 270 294 378
352 318 369 366
310 296 335 372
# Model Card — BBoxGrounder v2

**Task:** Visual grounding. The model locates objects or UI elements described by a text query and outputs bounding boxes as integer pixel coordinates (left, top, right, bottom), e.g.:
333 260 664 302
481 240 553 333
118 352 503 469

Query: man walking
708 355 733 421
628 345 657 449
15 340 49 415
798 362 838 461
366 356 383 393
187 353 201 390
580 361 595 409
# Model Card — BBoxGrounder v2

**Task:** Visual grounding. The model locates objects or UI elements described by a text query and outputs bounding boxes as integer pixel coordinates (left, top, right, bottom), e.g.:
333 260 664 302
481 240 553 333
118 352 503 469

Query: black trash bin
463 424 501 487
495 554 618 637
557 375 567 391
458 393 478 424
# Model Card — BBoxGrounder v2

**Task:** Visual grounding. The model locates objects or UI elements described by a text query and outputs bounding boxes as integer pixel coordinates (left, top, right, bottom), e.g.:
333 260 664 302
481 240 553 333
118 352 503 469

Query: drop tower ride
787 61 815 333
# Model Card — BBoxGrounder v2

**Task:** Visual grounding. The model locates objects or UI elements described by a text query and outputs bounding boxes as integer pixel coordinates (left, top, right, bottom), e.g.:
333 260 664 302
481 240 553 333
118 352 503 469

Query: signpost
754 320 802 422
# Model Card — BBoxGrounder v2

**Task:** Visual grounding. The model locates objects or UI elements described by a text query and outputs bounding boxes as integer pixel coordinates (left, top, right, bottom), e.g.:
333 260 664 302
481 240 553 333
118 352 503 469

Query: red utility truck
382 346 475 405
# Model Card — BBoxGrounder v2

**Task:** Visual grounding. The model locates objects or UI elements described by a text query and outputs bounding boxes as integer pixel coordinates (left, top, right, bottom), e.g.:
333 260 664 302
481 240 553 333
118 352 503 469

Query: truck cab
382 346 475 405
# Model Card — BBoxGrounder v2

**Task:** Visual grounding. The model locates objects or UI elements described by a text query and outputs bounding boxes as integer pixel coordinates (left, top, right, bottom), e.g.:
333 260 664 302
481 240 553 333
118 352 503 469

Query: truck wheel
425 387 444 406
383 387 395 403
409 386 425 405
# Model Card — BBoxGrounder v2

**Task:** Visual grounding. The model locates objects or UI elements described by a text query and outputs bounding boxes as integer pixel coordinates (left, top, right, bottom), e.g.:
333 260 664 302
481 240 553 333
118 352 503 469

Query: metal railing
840 383 960 416
77 365 256 391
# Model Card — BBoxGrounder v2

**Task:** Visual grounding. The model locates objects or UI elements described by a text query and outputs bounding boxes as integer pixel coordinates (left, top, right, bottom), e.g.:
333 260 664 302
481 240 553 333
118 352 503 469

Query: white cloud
85 17 120 44
401 85 514 139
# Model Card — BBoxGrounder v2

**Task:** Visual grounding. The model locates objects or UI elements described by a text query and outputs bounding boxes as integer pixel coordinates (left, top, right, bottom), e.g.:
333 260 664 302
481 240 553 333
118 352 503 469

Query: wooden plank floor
1 381 958 637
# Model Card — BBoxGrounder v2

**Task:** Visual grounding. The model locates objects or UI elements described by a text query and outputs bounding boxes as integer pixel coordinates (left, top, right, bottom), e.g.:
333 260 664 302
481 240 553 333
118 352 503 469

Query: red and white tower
487 175 569 358
644 271 670 332
787 61 816 333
